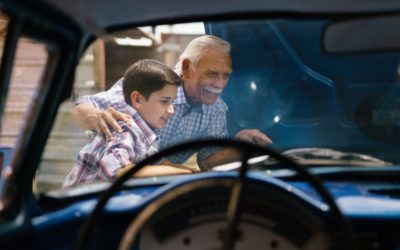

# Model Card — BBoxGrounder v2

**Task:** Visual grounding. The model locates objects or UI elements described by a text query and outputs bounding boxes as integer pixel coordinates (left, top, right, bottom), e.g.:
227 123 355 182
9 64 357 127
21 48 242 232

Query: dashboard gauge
120 178 329 250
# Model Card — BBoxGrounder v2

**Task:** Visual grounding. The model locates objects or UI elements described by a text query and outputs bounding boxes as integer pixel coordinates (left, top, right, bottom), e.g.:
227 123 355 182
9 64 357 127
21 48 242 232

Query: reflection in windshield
282 148 389 166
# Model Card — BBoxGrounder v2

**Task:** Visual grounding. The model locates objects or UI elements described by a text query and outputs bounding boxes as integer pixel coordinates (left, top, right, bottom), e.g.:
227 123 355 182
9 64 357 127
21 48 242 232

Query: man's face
182 48 232 105
135 84 177 129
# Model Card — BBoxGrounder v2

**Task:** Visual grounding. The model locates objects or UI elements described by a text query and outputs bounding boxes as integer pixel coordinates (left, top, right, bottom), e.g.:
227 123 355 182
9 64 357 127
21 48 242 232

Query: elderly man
72 35 272 170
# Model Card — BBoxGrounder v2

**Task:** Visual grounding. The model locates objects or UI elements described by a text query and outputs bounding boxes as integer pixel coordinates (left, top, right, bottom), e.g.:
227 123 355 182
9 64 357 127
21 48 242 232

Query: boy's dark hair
123 59 182 105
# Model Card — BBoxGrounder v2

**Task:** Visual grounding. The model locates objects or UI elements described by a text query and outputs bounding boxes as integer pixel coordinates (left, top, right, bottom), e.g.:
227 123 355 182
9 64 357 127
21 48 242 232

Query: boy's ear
130 91 142 109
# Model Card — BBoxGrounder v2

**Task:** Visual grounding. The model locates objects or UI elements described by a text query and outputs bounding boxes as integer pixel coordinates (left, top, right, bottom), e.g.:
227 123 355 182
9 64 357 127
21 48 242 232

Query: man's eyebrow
206 68 218 73
207 68 233 74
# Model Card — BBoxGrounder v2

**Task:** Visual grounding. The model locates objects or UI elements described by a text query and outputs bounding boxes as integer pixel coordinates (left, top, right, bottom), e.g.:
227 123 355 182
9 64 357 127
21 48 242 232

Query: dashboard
35 169 400 250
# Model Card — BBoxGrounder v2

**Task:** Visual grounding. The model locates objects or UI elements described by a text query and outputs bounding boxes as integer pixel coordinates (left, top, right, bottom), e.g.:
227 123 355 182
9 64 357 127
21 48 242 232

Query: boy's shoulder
117 111 155 139
111 119 141 143
116 117 158 147
117 115 136 131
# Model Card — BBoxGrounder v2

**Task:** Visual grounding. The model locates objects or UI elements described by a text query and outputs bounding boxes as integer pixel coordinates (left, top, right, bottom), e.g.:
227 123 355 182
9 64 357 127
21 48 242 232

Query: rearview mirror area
324 15 400 53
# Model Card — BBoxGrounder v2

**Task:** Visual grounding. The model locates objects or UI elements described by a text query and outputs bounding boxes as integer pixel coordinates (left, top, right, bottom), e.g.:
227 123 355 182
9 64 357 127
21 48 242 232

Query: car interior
1 0 400 249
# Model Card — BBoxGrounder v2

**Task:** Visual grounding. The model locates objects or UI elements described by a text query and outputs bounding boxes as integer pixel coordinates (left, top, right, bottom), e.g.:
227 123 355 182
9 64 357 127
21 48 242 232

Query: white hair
175 35 231 75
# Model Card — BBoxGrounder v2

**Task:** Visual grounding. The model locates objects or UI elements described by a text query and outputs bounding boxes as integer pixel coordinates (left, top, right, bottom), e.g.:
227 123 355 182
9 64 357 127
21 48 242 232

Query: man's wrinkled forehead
197 48 232 69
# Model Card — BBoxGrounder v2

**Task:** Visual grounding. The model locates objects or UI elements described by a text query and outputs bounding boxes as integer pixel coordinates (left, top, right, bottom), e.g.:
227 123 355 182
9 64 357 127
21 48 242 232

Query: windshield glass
34 18 400 193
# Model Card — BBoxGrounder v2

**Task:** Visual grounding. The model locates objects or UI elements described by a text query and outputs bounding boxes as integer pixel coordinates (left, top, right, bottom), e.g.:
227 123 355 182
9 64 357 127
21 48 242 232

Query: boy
63 59 191 187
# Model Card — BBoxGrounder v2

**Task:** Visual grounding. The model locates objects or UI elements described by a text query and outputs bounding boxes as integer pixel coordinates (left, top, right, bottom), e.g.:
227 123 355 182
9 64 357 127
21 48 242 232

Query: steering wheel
76 139 358 250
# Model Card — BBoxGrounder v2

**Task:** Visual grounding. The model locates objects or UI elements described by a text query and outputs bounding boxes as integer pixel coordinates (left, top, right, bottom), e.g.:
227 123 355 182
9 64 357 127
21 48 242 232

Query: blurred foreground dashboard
35 168 400 250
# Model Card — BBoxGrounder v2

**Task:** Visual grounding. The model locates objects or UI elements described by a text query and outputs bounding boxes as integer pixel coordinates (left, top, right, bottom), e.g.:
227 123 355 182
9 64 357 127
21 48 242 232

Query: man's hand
72 104 131 140
235 129 272 146
90 107 131 139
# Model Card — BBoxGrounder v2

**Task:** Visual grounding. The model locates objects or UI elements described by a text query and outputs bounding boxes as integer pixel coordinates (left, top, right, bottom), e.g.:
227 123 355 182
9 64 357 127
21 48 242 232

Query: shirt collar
174 85 188 105
123 105 158 145
174 85 205 114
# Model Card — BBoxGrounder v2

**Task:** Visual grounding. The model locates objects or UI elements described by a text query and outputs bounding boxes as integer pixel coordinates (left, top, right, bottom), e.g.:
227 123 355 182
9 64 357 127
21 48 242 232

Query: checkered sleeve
75 79 126 110
97 127 137 180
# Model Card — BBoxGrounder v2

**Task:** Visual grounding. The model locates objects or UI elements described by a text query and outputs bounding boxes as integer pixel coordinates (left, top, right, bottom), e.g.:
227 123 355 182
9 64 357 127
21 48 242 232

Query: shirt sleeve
97 126 137 180
75 78 126 110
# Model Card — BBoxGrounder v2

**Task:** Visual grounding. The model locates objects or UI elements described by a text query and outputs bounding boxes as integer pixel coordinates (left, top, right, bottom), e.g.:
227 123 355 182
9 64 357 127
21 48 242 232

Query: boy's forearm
199 147 242 171
116 164 193 178
159 160 200 173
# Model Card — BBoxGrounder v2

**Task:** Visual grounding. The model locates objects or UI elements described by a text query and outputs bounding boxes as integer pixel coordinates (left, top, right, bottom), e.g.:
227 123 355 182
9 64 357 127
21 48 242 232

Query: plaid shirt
76 79 228 164
63 105 158 187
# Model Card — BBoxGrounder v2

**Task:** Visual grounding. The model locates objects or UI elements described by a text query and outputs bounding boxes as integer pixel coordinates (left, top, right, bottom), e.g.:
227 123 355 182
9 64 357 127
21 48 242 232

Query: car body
1 0 400 249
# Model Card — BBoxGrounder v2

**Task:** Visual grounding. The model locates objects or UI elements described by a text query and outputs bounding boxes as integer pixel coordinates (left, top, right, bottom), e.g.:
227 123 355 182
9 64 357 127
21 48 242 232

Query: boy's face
182 47 232 105
134 84 177 129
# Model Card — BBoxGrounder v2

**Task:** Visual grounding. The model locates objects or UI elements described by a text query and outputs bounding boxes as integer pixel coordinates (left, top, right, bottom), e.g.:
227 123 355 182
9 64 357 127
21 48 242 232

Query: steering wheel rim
76 139 358 250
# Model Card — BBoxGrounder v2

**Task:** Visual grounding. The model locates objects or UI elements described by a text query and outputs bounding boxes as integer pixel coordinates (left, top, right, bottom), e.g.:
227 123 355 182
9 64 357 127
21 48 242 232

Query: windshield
213 19 400 161
33 18 400 193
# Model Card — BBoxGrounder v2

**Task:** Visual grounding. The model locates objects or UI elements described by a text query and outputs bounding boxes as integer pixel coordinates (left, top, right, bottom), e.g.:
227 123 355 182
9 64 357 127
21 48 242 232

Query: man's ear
181 59 191 80
130 91 142 109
